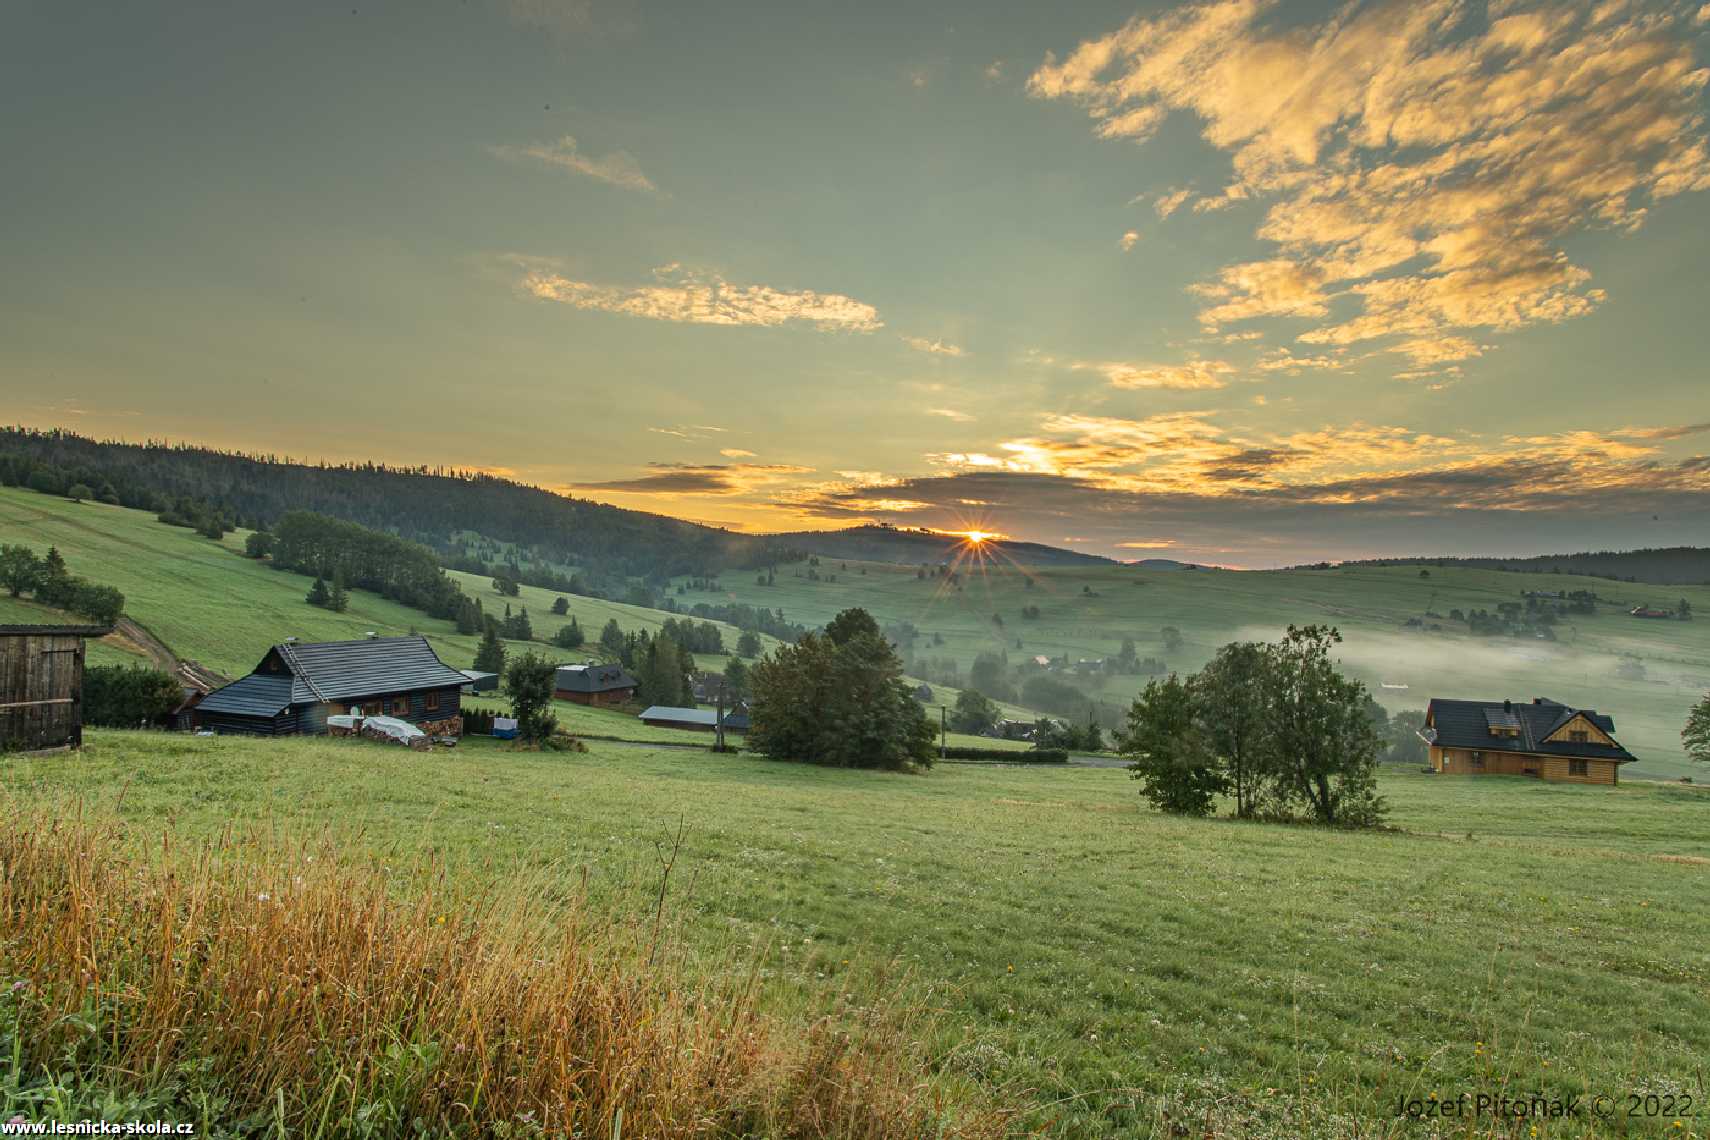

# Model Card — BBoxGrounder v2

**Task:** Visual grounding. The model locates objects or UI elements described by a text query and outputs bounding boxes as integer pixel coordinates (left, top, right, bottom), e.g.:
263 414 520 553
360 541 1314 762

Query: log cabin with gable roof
194 634 466 735
1421 696 1636 785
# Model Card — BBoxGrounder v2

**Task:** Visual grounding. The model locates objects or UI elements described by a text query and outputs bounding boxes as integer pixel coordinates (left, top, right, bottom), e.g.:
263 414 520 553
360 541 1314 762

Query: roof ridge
277 642 332 703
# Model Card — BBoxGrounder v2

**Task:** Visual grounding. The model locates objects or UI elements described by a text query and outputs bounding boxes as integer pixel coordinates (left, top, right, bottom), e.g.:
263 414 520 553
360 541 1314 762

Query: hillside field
0 486 1026 736
7 732 1708 1138
685 552 1710 776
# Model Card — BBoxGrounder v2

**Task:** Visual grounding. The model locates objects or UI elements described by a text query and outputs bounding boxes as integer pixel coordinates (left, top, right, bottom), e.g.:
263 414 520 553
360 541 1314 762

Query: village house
1421 697 1637 785
194 634 466 735
553 662 637 705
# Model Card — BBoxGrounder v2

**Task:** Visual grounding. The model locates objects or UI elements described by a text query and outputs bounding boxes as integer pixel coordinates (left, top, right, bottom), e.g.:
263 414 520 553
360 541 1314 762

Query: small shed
459 669 499 694
0 624 113 753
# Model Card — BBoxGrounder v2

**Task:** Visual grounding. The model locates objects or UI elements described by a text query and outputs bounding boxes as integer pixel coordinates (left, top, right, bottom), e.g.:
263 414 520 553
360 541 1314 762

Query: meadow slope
6 733 1707 1138
684 554 1710 776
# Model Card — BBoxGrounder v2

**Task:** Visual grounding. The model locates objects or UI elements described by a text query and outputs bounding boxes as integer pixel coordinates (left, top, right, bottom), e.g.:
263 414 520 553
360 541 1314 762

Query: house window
1469 751 1485 769
1568 729 1588 743
1569 759 1589 776
393 697 410 716
426 692 439 712
363 701 380 715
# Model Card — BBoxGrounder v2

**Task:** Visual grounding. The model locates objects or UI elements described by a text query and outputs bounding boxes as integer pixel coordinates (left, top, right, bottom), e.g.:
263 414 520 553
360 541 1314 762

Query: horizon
5 1 1710 565
10 422 1709 572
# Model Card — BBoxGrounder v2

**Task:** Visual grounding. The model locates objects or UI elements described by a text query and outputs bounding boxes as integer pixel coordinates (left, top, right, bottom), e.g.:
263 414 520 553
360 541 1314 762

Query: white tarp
360 715 426 743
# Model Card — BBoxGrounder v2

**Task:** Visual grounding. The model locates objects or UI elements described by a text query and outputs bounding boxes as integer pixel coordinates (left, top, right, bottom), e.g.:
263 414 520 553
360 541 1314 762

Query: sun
963 530 992 544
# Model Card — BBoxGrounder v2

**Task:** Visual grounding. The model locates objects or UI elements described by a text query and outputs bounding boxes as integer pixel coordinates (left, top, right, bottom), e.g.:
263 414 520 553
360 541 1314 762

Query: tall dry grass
0 805 1015 1138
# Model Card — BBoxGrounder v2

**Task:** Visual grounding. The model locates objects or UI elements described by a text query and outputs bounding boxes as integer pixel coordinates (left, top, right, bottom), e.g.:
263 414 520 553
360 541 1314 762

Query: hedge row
940 746 1070 763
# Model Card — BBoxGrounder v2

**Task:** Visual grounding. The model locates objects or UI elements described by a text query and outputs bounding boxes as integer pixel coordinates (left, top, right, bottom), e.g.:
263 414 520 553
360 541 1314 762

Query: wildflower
1007 964 1014 973
9 980 28 993
257 892 270 902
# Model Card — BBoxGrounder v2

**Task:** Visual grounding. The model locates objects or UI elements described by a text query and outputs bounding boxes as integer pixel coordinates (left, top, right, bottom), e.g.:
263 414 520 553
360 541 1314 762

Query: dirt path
106 617 228 691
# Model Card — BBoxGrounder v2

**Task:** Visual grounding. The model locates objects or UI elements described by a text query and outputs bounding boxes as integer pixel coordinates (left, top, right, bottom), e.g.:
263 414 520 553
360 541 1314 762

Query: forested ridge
1322 547 1710 585
0 428 788 581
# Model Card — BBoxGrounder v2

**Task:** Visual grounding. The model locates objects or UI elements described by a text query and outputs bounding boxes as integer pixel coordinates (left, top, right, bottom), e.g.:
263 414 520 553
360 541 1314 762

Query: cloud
984 60 1006 82
720 447 757 458
1153 187 1193 218
1119 230 1141 252
1116 539 1176 549
492 136 659 194
782 411 1710 564
569 462 812 496
902 335 968 357
516 261 883 331
927 407 974 422
1614 421 1710 441
1068 357 1235 389
1029 1 1710 367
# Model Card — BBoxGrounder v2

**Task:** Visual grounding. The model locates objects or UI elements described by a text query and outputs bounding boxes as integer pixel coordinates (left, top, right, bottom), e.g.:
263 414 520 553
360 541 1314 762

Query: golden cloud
519 262 882 331
1030 0 1710 366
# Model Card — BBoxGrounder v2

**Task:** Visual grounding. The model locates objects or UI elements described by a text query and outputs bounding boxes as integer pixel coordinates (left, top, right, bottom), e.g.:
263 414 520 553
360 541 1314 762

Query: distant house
912 683 933 702
638 704 750 733
0 624 112 752
1629 606 1674 619
554 662 637 705
990 718 1036 742
194 635 466 736
458 669 499 695
1421 697 1636 785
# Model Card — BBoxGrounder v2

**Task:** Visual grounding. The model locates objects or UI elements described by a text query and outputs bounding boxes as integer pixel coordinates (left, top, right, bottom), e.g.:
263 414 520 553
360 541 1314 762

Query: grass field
682 554 1710 776
7 732 1707 1137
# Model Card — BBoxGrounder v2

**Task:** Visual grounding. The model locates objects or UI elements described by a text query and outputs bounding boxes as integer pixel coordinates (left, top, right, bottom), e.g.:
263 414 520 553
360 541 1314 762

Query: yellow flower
1006 964 1014 973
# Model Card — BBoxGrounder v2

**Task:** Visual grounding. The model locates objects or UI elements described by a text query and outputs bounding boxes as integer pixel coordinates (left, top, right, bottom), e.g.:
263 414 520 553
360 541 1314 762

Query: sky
3 0 1709 567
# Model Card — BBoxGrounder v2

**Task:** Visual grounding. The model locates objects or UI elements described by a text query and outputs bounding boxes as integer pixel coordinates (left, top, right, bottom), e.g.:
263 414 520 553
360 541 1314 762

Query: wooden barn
0 624 112 753
1422 697 1637 785
195 634 466 736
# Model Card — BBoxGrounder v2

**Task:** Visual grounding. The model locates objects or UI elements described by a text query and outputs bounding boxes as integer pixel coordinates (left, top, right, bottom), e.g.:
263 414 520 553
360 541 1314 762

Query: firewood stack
420 715 463 738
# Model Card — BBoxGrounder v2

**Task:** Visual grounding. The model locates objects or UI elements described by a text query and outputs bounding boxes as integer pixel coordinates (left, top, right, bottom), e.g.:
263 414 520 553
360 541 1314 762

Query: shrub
82 665 184 727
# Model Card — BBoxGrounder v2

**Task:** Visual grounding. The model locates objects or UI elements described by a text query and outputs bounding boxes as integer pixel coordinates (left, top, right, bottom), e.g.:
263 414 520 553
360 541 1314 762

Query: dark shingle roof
276 636 468 703
555 663 637 693
1426 697 1636 763
640 705 718 726
196 673 294 717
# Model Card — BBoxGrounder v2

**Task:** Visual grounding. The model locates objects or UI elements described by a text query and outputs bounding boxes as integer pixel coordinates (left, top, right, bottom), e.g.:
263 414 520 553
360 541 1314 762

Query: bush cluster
0 543 125 626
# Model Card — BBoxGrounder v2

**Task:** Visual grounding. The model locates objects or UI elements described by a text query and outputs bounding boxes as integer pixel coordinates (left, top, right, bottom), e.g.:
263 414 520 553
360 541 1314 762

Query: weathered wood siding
0 631 85 752
558 688 633 706
198 709 293 736
311 687 462 732
1542 714 1616 747
1430 746 1618 785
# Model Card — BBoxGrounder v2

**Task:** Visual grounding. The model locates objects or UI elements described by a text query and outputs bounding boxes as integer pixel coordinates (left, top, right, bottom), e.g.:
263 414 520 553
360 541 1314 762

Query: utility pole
714 684 726 752
939 705 947 760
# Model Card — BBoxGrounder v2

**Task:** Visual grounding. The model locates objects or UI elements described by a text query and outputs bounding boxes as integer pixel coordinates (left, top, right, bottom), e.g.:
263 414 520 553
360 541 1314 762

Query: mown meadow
6 732 1707 1137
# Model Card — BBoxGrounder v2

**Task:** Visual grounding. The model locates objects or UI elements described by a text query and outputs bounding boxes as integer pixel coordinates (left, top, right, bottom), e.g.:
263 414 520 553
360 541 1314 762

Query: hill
0 427 779 586
1328 547 1710 585
10 735 1708 1136
764 524 1112 567
0 485 1021 736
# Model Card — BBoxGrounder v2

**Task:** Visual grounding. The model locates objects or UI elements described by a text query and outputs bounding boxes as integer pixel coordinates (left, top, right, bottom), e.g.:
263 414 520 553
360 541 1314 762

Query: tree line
0 544 126 626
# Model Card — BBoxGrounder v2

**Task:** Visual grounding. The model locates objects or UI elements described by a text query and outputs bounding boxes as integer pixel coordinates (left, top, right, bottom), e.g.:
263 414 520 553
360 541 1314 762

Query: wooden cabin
1422 697 1636 785
195 635 466 736
0 624 112 752
554 662 637 706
